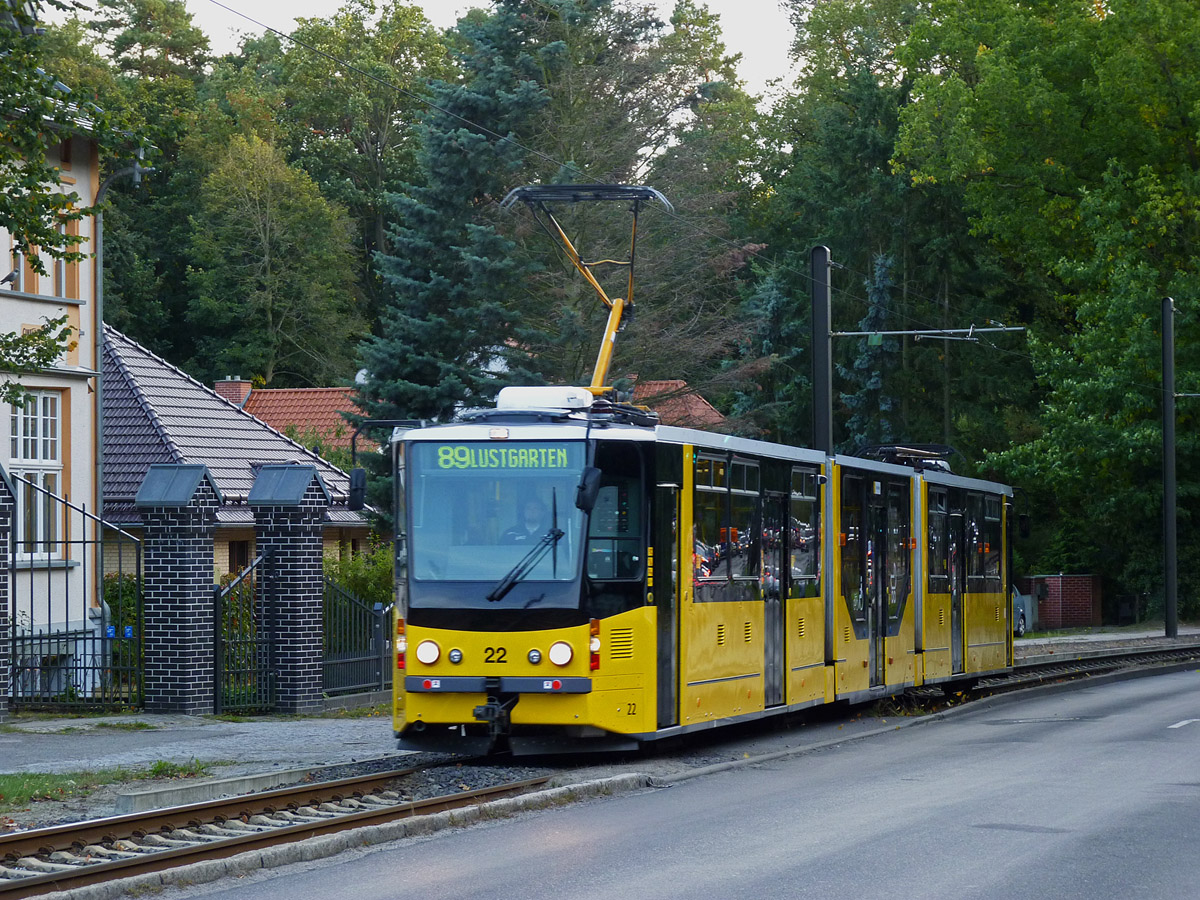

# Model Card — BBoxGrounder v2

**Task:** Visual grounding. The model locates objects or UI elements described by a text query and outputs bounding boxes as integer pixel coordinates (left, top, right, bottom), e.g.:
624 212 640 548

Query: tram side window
886 483 910 622
694 455 728 580
729 461 760 580
789 468 819 599
967 493 986 579
928 490 948 592
587 442 644 580
841 475 865 621
984 495 1002 586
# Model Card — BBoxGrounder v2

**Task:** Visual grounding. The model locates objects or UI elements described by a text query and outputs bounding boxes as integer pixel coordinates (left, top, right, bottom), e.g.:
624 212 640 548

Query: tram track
988 640 1200 691
0 763 551 898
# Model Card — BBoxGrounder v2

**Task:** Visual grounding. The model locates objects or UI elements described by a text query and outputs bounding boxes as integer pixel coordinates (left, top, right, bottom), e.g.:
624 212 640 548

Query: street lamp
94 149 152 514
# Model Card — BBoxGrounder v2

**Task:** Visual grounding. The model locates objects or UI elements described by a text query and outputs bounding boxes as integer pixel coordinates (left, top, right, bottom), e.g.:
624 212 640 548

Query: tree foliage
895 0 1200 613
187 135 363 386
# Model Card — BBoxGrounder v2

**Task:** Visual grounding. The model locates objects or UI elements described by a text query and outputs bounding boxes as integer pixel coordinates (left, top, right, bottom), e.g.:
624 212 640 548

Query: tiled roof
102 327 361 519
632 379 726 429
242 388 360 450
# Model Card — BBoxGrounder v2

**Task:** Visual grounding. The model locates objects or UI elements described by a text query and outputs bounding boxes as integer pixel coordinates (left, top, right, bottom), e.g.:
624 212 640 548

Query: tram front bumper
404 676 592 694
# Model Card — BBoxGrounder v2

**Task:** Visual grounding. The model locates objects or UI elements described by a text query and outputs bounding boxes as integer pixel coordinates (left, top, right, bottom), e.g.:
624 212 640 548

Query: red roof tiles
242 388 361 449
632 379 725 429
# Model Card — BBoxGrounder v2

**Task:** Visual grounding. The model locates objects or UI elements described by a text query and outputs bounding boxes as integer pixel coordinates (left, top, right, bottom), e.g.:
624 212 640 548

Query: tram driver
501 497 549 544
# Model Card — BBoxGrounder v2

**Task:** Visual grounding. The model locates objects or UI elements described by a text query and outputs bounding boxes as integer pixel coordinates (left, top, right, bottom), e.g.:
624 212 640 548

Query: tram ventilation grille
609 628 635 659
717 624 726 645
939 608 945 627
797 616 805 638
744 621 753 643
994 606 1001 622
843 626 851 642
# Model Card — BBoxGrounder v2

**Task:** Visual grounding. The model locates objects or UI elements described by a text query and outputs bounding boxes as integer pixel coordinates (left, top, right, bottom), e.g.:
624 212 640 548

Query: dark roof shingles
102 326 354 509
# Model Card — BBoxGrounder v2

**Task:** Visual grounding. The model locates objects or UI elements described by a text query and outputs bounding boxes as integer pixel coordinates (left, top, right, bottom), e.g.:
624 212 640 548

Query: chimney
214 375 252 406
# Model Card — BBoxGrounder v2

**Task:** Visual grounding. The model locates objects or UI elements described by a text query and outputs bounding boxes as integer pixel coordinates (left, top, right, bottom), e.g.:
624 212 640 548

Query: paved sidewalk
0 712 399 777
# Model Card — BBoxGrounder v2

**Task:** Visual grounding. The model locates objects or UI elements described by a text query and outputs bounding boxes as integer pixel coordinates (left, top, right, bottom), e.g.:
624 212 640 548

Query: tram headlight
589 636 601 653
448 648 463 664
528 649 542 664
548 641 573 666
415 640 440 665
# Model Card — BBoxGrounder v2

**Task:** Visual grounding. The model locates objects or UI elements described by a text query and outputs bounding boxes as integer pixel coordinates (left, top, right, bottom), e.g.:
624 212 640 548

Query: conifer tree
356 1 564 421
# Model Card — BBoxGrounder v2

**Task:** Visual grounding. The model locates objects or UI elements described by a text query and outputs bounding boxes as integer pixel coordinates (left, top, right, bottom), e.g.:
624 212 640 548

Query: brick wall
140 481 219 714
1021 574 1103 629
252 478 329 714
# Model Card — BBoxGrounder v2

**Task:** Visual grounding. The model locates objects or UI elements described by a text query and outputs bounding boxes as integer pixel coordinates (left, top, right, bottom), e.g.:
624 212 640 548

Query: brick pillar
136 465 222 715
0 468 14 723
250 466 330 714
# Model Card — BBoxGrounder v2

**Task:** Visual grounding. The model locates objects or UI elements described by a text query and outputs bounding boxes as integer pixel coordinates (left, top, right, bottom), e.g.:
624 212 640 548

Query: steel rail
994 641 1200 690
0 768 550 898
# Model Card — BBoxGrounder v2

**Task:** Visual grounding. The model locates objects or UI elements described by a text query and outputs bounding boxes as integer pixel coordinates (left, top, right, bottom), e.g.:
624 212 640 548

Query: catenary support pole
1163 297 1178 638
812 246 833 454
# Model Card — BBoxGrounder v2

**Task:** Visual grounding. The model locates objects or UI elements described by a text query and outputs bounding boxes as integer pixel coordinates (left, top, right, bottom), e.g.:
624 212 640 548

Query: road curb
42 773 653 900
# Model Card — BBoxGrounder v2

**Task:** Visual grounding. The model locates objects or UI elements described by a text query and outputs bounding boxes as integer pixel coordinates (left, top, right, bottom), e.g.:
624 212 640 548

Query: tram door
949 502 966 674
655 483 680 727
865 485 888 688
763 494 787 707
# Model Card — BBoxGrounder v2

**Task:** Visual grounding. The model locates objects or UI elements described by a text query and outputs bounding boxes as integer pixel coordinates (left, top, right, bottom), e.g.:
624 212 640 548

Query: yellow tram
390 400 1013 755
383 183 1012 754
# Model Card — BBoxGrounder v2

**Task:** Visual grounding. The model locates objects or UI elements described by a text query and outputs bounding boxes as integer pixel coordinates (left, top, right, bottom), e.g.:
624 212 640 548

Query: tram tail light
590 618 601 671
396 617 406 671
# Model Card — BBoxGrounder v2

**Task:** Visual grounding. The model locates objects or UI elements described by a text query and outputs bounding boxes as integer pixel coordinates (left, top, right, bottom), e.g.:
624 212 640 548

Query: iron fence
214 549 275 714
8 473 143 710
322 575 392 696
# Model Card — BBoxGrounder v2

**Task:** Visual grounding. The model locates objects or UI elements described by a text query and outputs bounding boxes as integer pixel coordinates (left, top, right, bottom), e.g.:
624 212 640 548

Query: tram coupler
473 694 519 739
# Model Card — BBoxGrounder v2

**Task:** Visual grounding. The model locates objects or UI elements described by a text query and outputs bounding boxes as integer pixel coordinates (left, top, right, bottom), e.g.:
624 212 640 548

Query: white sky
135 1 796 98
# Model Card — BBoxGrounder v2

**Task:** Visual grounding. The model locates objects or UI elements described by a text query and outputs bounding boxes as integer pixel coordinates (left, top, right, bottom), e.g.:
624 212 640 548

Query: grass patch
0 759 219 811
0 769 134 810
146 759 215 779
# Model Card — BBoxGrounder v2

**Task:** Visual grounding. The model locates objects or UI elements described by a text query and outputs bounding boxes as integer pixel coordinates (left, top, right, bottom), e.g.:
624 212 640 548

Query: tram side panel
831 466 870 697
679 450 767 726
782 467 829 708
963 493 1010 674
920 483 955 684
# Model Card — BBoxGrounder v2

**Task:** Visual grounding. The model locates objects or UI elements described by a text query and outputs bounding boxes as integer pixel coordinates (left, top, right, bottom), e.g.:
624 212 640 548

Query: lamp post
93 150 151 515
1163 297 1179 638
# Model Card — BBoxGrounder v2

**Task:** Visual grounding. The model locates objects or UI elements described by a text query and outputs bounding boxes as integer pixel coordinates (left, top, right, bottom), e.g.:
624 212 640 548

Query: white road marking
1168 719 1200 729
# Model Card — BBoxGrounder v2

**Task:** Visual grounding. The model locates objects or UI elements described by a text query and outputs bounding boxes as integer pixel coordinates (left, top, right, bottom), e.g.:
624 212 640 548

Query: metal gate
322 576 391 696
214 549 276 714
8 473 143 710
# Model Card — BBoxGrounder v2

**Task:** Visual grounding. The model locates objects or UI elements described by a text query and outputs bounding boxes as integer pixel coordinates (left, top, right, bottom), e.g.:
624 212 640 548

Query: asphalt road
170 670 1200 900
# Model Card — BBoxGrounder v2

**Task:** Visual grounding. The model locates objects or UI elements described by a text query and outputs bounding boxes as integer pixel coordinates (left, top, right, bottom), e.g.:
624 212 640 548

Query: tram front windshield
409 441 586 584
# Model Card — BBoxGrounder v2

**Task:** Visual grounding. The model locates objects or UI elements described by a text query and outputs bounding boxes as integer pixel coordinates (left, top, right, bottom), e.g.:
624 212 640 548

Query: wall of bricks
251 477 329 714
0 480 13 723
1019 575 1103 629
140 480 220 715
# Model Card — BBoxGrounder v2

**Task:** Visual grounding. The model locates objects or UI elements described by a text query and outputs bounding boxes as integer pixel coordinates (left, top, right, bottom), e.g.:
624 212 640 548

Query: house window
10 390 62 556
228 540 250 574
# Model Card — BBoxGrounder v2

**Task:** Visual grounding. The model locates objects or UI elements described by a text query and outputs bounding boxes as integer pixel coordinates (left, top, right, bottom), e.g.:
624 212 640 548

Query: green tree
91 0 209 80
895 0 1200 608
1 2 117 274
280 1 453 319
187 135 363 386
739 0 1033 455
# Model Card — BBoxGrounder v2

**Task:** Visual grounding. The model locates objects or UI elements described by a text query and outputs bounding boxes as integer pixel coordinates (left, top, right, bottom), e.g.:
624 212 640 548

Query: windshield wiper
487 489 564 604
486 527 564 603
